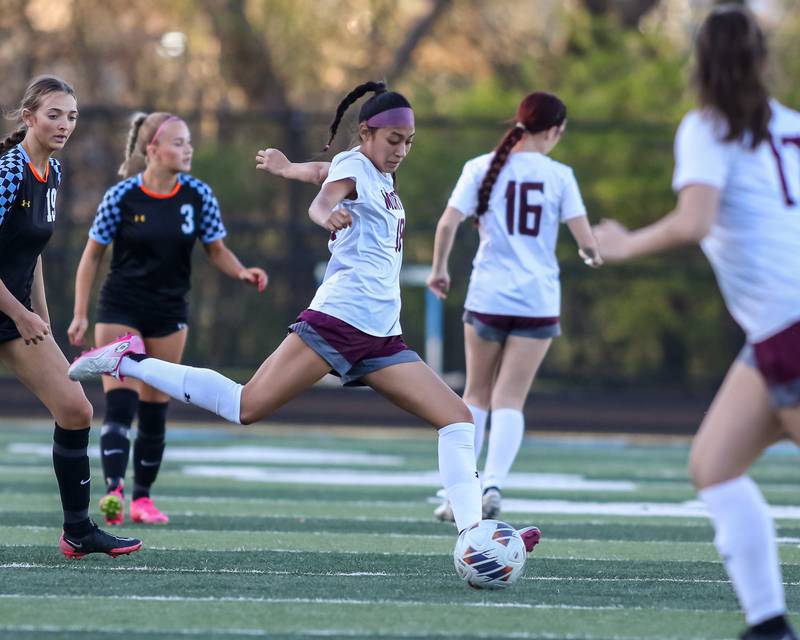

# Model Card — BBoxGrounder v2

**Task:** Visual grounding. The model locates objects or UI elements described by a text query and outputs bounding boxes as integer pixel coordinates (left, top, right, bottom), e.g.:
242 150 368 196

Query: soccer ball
453 519 527 589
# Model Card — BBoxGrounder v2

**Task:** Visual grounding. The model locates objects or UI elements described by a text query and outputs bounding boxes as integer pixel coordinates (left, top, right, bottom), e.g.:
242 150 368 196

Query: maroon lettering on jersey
381 189 403 211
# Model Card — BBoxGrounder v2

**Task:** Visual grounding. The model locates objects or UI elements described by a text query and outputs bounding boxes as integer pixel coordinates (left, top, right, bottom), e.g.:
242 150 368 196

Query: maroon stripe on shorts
469 311 559 333
753 320 800 385
297 309 408 364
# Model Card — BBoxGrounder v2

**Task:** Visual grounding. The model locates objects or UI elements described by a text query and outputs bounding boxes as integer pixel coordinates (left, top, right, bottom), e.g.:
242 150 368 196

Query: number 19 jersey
447 151 586 317
89 173 227 319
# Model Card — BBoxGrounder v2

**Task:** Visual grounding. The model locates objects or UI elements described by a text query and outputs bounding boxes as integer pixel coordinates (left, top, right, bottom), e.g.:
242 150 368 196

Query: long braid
118 112 149 178
0 127 27 155
323 81 387 151
475 126 526 218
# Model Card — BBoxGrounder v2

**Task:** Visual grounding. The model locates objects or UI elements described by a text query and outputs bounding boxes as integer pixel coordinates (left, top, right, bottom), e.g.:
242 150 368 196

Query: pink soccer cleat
99 486 125 526
130 497 169 525
518 526 541 553
68 333 145 382
59 522 141 559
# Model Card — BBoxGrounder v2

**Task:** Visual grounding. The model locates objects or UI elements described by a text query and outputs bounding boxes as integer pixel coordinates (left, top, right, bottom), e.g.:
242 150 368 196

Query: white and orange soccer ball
453 519 527 589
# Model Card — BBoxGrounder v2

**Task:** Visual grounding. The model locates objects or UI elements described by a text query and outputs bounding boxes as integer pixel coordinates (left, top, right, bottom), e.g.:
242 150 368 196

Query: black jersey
0 144 61 315
89 173 227 319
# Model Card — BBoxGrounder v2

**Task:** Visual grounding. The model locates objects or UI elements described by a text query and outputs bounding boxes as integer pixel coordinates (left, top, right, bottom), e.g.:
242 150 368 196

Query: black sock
751 616 789 634
100 389 139 491
133 401 168 500
52 424 92 536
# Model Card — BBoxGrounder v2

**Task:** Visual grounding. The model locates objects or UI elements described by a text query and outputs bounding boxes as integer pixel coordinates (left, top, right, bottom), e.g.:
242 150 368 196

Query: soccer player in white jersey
68 80 541 553
425 92 602 522
594 6 800 639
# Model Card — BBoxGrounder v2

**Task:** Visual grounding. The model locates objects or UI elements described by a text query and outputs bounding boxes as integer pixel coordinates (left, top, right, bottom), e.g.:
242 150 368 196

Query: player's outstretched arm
202 239 268 292
594 184 720 263
427 206 465 299
565 215 603 268
255 148 330 185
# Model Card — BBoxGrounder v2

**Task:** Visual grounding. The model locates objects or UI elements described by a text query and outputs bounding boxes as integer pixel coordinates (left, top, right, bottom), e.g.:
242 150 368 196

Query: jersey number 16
505 181 543 237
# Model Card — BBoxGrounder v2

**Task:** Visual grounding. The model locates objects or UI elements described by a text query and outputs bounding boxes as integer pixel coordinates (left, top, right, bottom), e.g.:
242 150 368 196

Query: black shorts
96 300 188 339
0 314 21 344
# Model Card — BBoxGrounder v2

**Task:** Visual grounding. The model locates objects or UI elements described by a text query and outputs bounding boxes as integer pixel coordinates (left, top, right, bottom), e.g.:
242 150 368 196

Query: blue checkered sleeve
50 158 62 188
185 176 227 244
0 150 24 227
89 178 137 245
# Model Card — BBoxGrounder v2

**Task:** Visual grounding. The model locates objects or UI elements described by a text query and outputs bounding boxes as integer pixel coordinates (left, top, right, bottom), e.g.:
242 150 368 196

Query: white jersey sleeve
323 152 372 201
559 168 587 221
446 155 490 218
672 110 736 192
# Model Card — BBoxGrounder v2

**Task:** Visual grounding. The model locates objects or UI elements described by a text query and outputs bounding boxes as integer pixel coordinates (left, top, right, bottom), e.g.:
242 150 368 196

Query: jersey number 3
180 204 195 234
505 181 543 236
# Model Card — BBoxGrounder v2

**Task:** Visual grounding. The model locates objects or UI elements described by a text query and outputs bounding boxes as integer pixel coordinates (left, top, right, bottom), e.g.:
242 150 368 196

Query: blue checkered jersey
0 144 61 313
89 173 227 317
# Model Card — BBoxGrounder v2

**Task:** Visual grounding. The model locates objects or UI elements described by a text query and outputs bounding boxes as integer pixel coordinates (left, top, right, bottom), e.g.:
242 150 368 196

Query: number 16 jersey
447 151 587 318
89 173 227 319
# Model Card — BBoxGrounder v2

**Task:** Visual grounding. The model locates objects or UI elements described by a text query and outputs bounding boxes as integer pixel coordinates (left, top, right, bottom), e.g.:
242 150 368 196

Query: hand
255 148 290 177
426 271 451 300
593 219 632 263
14 309 50 345
323 208 353 233
578 246 603 268
238 267 269 292
67 315 89 346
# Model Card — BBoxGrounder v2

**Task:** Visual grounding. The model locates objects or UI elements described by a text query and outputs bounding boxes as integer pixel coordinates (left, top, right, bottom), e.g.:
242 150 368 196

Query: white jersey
447 151 587 317
672 100 800 342
309 149 405 336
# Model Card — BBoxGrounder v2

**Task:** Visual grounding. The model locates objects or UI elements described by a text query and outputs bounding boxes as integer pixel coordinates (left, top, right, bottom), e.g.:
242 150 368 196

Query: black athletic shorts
96 298 188 339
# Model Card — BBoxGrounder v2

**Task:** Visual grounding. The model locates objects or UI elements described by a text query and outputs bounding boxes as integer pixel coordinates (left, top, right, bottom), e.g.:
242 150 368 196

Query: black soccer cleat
59 521 142 559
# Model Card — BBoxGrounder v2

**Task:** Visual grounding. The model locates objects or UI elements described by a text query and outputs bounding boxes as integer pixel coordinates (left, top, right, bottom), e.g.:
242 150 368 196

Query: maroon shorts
289 309 421 386
739 319 800 408
463 310 560 344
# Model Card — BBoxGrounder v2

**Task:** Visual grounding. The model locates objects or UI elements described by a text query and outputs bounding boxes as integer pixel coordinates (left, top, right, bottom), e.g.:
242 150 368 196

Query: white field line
0 626 716 640
8 443 403 467
0 562 775 585
0 592 730 613
181 465 634 492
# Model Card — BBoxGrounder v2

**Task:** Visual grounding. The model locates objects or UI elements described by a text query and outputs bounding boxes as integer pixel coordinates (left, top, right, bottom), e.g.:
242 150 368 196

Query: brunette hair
693 4 770 148
476 92 566 218
1 75 76 154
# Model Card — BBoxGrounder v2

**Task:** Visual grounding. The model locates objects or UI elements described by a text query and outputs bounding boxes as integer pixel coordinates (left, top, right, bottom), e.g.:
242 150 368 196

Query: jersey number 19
45 188 56 223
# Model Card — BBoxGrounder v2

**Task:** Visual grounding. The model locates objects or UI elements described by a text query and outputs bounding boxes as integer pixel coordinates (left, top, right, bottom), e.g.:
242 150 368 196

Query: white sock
467 404 489 463
437 422 481 532
119 357 243 424
481 408 524 491
699 476 786 625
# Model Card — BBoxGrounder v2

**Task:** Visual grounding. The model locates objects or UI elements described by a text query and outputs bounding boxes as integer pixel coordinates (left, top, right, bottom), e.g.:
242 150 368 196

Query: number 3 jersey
0 144 61 313
89 173 227 319
447 152 587 317
309 149 405 337
672 100 800 343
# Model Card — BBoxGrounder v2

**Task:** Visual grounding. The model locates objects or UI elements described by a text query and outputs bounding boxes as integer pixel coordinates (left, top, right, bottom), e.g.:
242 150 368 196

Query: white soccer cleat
68 333 145 381
434 499 455 523
482 487 502 519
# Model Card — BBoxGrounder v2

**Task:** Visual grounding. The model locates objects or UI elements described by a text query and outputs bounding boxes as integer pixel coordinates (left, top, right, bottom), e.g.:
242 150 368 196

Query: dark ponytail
476 92 567 218
693 4 770 148
1 75 76 155
324 81 387 151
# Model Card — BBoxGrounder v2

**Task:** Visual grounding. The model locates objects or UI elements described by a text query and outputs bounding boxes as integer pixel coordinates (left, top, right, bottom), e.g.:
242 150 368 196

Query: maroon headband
365 107 415 128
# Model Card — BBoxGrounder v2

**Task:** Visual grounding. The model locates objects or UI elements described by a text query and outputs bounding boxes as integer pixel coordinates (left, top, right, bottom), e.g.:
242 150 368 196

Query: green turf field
1 420 798 639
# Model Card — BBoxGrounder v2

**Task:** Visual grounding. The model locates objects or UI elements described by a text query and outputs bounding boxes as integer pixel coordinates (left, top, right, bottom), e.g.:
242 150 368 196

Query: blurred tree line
1 0 798 389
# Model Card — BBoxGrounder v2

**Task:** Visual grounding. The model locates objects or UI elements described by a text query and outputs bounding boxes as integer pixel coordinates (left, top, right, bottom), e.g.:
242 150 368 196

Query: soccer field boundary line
0 624 719 640
0 562 763 585
0 592 737 614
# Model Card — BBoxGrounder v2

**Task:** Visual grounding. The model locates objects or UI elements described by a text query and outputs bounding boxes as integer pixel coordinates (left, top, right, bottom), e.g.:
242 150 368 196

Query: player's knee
450 401 474 425
57 397 94 429
239 403 272 426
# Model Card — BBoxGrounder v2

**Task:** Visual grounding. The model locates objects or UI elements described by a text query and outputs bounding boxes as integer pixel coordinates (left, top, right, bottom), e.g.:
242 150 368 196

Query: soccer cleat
482 487 502 519
518 525 541 553
59 521 141 559
68 333 145 382
434 499 455 523
99 486 125 526
740 621 798 640
130 497 169 524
